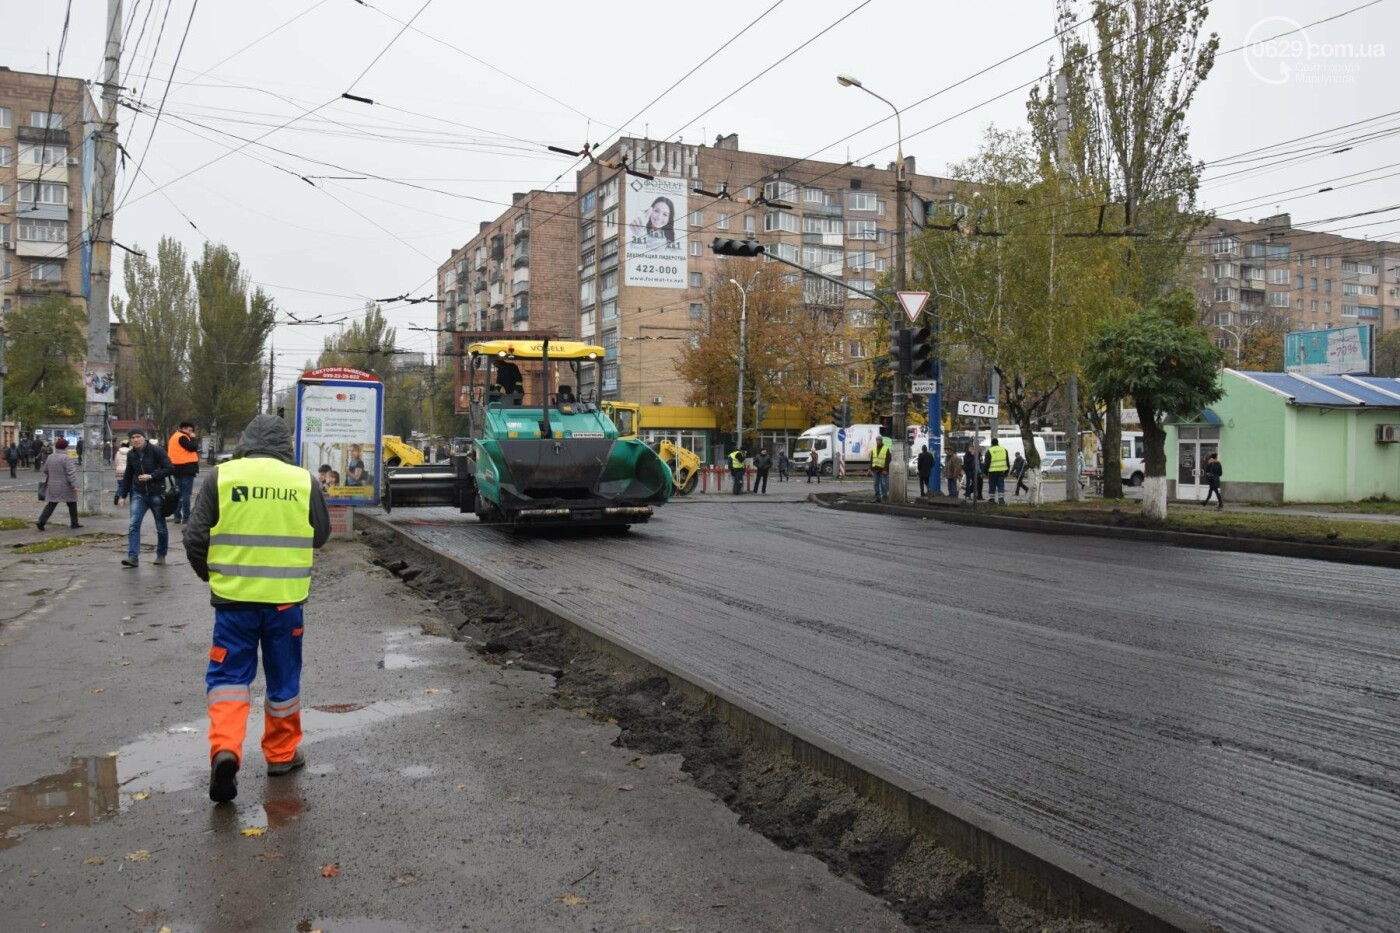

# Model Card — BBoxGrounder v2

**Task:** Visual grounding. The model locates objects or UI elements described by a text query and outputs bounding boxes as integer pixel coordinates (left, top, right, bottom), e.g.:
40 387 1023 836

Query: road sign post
956 400 998 508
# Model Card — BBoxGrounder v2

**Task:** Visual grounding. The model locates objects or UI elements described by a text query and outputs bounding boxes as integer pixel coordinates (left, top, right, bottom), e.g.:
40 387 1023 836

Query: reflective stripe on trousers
206 603 304 765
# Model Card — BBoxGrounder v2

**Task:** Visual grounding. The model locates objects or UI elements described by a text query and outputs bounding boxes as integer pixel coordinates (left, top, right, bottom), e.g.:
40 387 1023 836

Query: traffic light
909 325 934 378
710 238 766 257
832 403 852 428
888 328 911 376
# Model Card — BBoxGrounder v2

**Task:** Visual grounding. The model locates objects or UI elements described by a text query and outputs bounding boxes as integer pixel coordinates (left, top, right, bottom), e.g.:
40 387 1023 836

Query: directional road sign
956 399 999 419
837 429 846 442
897 291 930 323
910 379 937 394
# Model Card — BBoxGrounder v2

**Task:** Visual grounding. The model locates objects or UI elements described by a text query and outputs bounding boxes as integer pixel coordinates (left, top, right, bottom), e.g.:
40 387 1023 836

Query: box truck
792 423 883 476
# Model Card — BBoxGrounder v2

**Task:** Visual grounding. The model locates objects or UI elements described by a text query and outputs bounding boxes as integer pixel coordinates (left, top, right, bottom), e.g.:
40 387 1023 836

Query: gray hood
232 414 294 462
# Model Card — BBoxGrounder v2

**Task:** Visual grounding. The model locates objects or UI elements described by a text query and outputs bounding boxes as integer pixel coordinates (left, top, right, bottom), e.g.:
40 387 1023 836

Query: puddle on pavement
378 651 424 670
0 696 441 851
398 764 435 778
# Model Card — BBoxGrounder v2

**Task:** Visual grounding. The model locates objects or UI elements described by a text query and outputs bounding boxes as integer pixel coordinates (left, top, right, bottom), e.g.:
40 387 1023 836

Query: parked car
1041 452 1067 474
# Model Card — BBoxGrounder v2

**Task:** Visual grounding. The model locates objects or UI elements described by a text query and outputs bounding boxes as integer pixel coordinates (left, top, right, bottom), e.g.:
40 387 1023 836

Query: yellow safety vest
987 445 1010 473
208 457 316 604
729 450 745 469
871 439 890 470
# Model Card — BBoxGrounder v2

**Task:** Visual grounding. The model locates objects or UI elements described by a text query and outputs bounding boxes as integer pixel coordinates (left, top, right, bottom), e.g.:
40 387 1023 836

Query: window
0 184 8 202
1358 261 1376 275
1343 282 1359 296
601 208 617 240
601 299 617 321
580 308 595 334
1360 284 1379 296
690 240 701 257
1295 298 1304 310
599 178 618 208
1268 291 1290 308
1325 257 1333 270
1214 336 1230 349
847 251 886 272
1310 256 1317 268
17 218 66 242
1244 265 1265 281
743 214 756 234
1215 311 1233 326
1310 277 1318 291
1214 262 1236 279
1311 300 1319 312
717 212 729 230
847 191 878 211
1341 303 1358 317
600 269 617 300
689 271 703 288
742 186 754 200
803 187 825 204
600 238 618 263
848 368 866 389
29 111 63 129
846 220 878 240
1295 254 1304 265
769 242 798 263
690 210 702 228
802 244 842 271
1267 244 1289 260
1214 237 1240 255
18 182 67 205
1324 278 1332 293
1 223 8 244
764 211 798 233
0 108 9 128
1359 306 1378 319
1214 286 1236 303
763 180 797 203
580 277 595 306
1268 268 1289 284
30 262 61 282
802 216 843 235
1324 301 1331 314
848 339 865 358
580 190 596 215
1295 275 1305 289
0 147 9 167
19 144 66 166
689 302 703 320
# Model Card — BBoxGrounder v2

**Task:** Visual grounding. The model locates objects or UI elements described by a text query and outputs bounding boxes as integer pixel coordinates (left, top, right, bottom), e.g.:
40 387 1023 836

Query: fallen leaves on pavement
320 863 341 878
555 894 598 906
131 792 150 801
390 873 418 887
124 850 151 862
82 855 105 865
239 827 266 838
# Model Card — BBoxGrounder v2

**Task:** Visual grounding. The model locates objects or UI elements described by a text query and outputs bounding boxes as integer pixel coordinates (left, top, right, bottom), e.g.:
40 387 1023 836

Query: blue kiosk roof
1233 371 1400 407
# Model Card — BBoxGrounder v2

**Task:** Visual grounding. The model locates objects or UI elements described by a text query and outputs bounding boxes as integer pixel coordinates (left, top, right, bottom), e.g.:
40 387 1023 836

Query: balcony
513 226 529 245
488 318 504 331
17 126 70 145
473 277 487 293
16 239 68 259
511 304 529 323
512 252 529 269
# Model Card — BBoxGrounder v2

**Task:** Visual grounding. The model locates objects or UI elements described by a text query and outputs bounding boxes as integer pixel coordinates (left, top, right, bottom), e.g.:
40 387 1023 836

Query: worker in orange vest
167 421 201 524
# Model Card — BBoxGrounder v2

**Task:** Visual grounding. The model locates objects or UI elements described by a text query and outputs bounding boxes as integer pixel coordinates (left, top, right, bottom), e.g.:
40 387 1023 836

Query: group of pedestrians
725 448 792 494
5 436 53 478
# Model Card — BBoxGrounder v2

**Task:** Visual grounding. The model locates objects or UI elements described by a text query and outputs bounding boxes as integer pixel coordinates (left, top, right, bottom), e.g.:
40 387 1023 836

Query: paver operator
184 414 331 803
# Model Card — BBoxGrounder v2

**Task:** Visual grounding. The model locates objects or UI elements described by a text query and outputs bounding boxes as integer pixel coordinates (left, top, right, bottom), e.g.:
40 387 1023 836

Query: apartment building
436 190 578 359
571 135 958 429
0 66 95 322
1195 213 1400 361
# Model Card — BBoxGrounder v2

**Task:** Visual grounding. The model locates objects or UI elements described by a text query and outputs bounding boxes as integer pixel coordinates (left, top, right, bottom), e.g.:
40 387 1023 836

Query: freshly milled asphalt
381 486 1400 933
0 489 909 933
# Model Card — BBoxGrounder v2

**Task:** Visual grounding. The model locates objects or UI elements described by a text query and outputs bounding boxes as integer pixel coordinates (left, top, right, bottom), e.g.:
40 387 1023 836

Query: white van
941 429 1047 470
792 423 883 476
1120 431 1146 486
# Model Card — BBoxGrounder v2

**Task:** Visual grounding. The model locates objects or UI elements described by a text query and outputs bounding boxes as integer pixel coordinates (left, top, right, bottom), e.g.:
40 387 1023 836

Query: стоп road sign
956 399 999 419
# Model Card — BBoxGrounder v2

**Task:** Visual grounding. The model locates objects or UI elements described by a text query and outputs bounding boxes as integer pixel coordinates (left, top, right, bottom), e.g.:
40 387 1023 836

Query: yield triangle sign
897 291 930 324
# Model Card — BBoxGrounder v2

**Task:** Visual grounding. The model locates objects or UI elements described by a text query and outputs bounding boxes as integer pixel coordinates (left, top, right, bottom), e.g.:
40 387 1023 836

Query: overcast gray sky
5 0 1397 396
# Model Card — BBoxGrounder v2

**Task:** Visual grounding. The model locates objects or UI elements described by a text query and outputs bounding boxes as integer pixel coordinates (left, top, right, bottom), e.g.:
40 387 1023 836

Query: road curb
814 495 1400 569
358 512 1221 933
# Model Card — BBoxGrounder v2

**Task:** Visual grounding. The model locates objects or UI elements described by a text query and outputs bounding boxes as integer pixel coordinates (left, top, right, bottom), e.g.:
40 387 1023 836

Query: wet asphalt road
384 489 1400 933
0 501 908 932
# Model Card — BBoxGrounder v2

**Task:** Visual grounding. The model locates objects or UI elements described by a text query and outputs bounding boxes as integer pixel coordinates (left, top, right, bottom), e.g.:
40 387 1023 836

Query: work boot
121 557 138 568
267 748 306 776
209 750 239 803
153 556 167 566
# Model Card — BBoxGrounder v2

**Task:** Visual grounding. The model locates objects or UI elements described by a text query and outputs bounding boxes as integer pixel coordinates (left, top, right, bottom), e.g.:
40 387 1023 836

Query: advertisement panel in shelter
295 369 383 506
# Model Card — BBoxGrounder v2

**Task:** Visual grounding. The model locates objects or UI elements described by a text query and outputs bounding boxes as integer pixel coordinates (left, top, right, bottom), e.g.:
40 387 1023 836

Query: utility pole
1056 70 1082 503
82 0 122 515
266 340 275 413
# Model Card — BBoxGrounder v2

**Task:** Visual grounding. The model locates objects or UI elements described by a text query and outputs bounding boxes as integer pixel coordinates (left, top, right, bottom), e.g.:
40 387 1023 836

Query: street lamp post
838 73 910 503
729 272 759 451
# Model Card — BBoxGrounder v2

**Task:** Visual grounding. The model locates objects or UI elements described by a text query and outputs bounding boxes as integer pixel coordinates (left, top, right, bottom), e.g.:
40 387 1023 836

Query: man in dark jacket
753 448 772 494
5 442 16 478
117 428 173 568
916 444 934 497
184 414 332 803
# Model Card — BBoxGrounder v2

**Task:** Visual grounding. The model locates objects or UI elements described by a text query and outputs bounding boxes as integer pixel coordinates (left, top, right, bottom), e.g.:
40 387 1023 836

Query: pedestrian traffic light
710 238 766 257
888 328 911 376
909 325 934 378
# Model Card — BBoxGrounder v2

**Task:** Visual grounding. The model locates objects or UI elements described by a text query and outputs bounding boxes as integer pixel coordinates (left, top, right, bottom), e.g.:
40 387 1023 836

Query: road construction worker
870 433 892 502
184 414 331 803
985 438 1010 505
728 447 746 494
167 420 201 523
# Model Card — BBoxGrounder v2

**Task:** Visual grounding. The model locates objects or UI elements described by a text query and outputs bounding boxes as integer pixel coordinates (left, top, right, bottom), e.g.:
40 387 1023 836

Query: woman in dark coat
37 438 83 530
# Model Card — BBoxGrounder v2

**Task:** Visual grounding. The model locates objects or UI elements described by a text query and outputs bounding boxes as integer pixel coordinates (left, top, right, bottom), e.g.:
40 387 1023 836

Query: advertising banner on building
294 368 384 506
624 175 688 289
1284 325 1373 375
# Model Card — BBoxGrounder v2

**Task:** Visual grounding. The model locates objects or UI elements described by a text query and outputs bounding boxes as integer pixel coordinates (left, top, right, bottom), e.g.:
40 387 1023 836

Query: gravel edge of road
819 496 1400 569
358 515 1223 933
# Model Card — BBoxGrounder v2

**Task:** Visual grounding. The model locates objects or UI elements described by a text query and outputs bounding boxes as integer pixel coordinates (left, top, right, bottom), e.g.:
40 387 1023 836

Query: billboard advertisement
624 174 688 289
1284 325 1373 375
84 362 116 404
294 368 383 506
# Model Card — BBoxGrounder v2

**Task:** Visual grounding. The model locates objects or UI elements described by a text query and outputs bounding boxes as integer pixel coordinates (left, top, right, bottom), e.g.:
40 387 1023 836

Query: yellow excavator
601 402 701 495
382 435 425 467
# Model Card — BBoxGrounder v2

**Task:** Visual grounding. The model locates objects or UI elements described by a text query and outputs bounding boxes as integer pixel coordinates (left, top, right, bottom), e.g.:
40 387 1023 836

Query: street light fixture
837 72 911 502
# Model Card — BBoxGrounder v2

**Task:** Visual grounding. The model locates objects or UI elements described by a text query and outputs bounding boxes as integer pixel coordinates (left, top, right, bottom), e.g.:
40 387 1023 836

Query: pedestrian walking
167 421 201 523
728 447 747 494
753 448 772 494
1202 453 1224 509
963 446 981 500
6 441 17 478
184 414 332 804
17 437 28 469
916 444 934 497
116 428 173 568
36 438 82 530
806 453 821 484
33 436 47 472
944 449 962 499
777 450 789 481
870 432 892 502
985 439 1009 504
1012 451 1029 497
